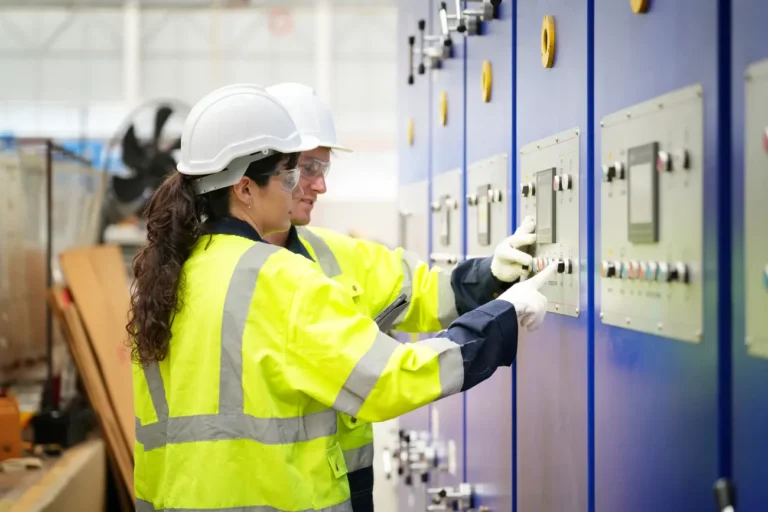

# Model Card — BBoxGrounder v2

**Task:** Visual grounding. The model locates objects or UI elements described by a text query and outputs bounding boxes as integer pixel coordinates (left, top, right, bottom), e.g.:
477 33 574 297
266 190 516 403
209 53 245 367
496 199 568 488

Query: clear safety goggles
299 158 331 180
267 167 301 192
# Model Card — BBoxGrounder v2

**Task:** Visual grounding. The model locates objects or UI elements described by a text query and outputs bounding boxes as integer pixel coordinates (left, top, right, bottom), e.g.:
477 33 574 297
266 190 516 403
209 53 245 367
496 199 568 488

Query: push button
657 262 670 282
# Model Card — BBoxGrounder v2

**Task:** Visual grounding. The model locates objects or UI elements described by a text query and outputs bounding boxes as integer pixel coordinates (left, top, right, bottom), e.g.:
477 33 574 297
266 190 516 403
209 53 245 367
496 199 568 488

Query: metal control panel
599 84 704 343
466 154 509 258
745 59 768 358
519 128 581 317
399 180 430 262
431 169 463 270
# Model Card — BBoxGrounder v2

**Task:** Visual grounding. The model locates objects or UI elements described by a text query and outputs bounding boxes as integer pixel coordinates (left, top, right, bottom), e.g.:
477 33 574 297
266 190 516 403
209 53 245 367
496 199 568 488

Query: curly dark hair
126 151 299 365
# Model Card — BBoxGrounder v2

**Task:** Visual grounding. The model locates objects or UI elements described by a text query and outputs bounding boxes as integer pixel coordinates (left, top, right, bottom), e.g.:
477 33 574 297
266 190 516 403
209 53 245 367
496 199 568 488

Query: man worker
264 82 539 511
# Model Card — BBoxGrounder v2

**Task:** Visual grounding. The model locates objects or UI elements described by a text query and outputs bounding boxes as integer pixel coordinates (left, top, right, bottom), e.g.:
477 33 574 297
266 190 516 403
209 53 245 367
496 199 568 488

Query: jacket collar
206 217 313 261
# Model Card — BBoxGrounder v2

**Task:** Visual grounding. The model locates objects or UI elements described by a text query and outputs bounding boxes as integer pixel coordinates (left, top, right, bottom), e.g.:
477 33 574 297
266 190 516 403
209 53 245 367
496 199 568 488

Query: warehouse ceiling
0 0 393 7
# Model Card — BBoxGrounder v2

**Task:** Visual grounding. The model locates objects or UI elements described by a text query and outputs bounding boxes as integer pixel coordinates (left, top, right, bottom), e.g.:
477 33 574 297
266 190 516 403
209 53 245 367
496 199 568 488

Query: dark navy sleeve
450 257 515 315
440 299 519 392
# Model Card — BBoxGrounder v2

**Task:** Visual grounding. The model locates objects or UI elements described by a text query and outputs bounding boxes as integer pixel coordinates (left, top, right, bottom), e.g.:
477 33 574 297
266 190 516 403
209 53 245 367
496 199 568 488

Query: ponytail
127 173 204 365
126 150 300 365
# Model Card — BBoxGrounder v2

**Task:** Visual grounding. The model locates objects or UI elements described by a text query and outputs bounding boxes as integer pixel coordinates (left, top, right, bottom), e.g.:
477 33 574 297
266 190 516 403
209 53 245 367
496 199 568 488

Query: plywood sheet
48 287 133 502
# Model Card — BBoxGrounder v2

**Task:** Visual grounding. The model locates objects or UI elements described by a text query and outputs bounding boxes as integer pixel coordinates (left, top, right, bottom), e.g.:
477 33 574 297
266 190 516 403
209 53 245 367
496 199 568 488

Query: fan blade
121 125 146 171
153 105 174 147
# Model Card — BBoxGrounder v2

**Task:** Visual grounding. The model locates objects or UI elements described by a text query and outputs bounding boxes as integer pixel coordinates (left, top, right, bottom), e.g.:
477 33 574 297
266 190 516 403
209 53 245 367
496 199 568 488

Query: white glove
490 216 537 282
497 263 556 332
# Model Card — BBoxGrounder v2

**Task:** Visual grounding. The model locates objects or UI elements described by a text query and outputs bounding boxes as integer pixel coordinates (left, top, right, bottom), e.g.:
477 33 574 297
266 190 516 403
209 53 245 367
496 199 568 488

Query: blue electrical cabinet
594 2 722 510
396 1 433 510
426 0 467 500
463 3 514 511
732 0 768 509
515 3 589 511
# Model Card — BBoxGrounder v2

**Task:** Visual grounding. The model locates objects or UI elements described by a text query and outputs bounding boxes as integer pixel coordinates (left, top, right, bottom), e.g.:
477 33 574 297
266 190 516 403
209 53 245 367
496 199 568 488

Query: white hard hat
266 82 352 153
177 84 316 195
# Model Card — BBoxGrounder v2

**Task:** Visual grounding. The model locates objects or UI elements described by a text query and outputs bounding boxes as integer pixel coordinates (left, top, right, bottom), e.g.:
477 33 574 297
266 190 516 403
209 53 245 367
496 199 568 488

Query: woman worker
129 84 556 512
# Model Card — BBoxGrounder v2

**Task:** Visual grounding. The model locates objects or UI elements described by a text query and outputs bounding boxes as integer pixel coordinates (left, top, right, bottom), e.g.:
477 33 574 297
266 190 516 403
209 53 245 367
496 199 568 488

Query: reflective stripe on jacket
133 227 519 511
295 226 512 474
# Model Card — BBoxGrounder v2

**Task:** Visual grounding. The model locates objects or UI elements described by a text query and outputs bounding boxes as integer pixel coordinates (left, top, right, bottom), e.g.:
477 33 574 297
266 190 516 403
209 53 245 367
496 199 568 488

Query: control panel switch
602 164 616 183
645 261 658 281
601 260 616 278
657 150 672 172
628 260 639 280
556 259 565 273
561 173 573 190
657 262 670 282
553 175 562 191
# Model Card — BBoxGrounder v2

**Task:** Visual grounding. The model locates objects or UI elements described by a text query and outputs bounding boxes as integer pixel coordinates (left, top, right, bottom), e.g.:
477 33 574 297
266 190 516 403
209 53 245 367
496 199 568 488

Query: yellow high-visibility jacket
133 222 519 511
294 226 509 477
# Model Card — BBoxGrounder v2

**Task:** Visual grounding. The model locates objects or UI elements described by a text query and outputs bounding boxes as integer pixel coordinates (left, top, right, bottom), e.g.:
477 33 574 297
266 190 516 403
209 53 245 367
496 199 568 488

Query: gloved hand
497 262 556 332
490 216 537 282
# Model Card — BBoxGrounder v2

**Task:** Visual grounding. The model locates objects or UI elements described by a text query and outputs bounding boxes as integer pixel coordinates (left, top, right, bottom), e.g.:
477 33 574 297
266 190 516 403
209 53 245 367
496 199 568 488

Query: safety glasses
299 158 331 180
277 167 301 192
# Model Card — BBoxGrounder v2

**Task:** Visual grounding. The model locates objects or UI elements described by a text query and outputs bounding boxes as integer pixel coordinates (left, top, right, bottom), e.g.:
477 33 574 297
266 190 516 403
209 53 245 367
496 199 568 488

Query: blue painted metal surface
398 0 432 185
593 2 721 510
428 0 467 494
515 3 589 511
731 0 768 508
397 1 433 510
463 3 514 511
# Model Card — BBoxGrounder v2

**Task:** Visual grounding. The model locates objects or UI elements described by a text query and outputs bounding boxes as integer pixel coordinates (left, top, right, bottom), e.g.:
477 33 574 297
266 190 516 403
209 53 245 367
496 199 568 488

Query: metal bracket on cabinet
416 18 452 74
427 483 475 511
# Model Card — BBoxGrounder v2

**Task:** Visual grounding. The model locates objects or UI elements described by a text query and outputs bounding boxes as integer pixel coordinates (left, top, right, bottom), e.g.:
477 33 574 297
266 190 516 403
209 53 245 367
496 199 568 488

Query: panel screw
555 304 560 311
555 137 559 142
599 312 604 320
695 330 703 341
745 336 752 346
657 322 663 331
600 121 604 127
626 112 632 119
625 317 631 325
575 308 580 315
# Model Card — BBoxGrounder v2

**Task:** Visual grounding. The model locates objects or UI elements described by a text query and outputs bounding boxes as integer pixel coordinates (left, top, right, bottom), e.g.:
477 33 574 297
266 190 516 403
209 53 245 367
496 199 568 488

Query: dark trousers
348 466 374 512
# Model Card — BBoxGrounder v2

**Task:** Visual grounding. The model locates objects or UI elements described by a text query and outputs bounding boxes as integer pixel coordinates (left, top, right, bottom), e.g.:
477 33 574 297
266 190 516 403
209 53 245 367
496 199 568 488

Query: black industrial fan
99 99 190 240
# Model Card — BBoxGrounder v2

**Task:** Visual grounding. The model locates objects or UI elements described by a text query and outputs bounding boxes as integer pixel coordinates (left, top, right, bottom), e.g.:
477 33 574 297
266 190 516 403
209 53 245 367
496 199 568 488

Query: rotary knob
628 260 639 280
561 174 573 190
553 175 562 191
521 183 536 197
669 262 689 283
556 260 565 273
645 261 658 281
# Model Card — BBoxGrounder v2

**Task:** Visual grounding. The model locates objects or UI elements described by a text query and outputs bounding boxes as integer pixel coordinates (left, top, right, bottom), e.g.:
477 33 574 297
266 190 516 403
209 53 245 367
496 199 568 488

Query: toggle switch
561 174 572 190
556 260 565 273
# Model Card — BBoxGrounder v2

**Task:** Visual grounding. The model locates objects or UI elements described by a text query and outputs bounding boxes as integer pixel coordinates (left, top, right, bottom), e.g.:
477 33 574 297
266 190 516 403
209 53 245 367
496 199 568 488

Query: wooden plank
58 246 134 458
47 287 133 502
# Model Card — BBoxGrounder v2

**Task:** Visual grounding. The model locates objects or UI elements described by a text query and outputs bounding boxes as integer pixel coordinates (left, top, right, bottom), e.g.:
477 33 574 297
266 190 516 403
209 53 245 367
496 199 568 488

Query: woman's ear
231 177 253 208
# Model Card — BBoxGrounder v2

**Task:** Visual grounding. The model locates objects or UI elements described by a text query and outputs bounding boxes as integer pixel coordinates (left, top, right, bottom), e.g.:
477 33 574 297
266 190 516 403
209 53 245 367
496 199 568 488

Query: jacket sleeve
285 264 519 423
450 257 514 316
309 228 508 333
